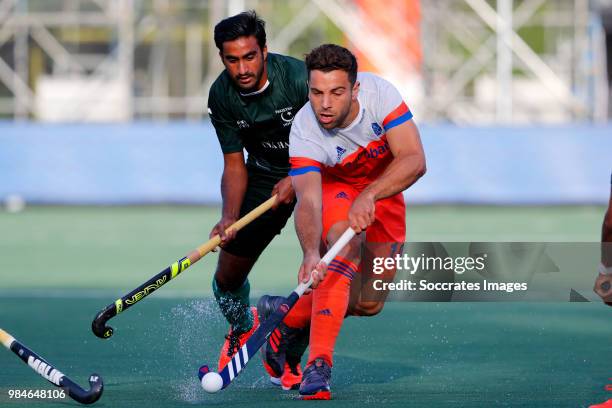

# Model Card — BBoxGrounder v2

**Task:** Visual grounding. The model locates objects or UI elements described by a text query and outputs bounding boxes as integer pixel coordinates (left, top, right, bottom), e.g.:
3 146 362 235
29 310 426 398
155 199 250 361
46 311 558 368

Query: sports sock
308 256 358 367
212 278 253 333
286 326 310 366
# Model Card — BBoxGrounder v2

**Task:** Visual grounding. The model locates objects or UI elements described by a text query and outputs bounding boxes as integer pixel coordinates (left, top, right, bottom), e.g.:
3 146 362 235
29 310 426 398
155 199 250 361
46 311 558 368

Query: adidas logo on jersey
316 309 332 316
336 146 347 162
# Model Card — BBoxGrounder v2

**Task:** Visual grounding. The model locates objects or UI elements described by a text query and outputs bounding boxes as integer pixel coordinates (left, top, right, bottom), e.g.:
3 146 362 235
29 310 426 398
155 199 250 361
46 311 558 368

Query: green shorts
223 171 295 259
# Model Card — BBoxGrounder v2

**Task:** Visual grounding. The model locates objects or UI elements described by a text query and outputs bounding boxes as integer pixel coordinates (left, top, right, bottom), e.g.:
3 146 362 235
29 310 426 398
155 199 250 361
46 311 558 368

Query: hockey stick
92 195 278 339
198 227 356 392
0 328 103 405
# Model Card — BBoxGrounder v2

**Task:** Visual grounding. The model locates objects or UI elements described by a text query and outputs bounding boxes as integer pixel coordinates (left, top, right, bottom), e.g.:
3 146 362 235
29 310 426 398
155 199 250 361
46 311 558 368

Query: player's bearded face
220 36 268 92
308 70 359 130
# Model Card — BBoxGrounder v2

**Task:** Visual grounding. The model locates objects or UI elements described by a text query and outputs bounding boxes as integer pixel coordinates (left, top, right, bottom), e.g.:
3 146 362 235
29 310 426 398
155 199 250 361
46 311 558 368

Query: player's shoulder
293 101 314 125
292 102 319 136
208 71 235 106
357 72 405 118
269 53 307 84
357 72 396 94
269 53 306 73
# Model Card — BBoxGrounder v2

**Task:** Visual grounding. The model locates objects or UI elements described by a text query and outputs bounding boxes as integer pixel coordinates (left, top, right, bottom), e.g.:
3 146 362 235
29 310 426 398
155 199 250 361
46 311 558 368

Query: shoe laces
307 358 330 380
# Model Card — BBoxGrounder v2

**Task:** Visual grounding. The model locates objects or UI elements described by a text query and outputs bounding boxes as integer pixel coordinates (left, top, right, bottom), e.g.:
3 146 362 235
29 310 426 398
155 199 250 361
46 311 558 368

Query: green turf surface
0 206 610 407
0 300 610 407
0 205 605 293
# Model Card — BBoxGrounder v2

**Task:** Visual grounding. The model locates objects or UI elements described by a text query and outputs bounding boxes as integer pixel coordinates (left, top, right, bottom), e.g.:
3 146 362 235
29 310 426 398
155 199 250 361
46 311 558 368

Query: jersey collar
323 98 363 137
237 54 276 101
239 79 270 97
340 97 364 132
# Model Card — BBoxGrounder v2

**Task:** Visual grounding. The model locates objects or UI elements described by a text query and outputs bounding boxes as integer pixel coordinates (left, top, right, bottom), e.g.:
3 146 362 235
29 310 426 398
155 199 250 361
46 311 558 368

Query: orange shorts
321 180 406 244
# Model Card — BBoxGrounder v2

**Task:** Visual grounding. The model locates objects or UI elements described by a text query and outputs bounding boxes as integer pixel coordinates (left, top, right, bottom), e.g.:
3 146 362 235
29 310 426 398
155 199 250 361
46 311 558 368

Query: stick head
198 364 210 381
86 374 104 403
64 373 104 404
199 366 222 393
92 309 115 339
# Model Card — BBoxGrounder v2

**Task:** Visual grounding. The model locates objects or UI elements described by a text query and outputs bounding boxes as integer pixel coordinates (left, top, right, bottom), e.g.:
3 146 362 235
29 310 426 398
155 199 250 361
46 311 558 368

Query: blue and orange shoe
299 358 332 400
282 329 309 390
257 296 286 383
257 295 307 389
217 306 259 371
280 361 302 390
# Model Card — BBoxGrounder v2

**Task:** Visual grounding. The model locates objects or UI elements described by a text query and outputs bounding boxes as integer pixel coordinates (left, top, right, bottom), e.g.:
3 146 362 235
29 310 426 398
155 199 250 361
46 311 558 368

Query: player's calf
347 299 385 317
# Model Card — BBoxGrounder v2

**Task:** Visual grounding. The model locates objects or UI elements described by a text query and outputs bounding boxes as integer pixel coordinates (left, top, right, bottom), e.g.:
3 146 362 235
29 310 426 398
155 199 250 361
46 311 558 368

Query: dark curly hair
305 44 358 85
214 10 266 52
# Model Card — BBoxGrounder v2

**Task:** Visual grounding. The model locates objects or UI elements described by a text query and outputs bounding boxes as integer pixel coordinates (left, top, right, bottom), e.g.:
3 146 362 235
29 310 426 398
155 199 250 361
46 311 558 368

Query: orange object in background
351 0 422 74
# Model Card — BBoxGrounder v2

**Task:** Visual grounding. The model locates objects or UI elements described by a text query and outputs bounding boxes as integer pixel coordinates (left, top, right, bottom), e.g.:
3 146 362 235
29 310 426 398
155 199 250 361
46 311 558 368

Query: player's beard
234 57 265 93
318 97 353 130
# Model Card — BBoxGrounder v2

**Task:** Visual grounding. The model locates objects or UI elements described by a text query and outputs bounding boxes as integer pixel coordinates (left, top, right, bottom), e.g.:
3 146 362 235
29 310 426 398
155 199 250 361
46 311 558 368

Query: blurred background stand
0 0 610 123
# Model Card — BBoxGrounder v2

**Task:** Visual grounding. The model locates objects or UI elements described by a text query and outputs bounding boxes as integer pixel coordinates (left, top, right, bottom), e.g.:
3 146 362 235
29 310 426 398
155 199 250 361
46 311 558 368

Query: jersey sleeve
288 112 327 176
282 55 309 107
207 86 243 154
374 77 413 132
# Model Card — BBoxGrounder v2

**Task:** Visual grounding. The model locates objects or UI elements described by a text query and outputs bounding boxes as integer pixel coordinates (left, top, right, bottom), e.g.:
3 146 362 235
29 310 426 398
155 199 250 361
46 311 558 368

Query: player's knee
213 272 237 292
327 223 363 260
349 300 385 317
344 235 363 260
214 251 255 292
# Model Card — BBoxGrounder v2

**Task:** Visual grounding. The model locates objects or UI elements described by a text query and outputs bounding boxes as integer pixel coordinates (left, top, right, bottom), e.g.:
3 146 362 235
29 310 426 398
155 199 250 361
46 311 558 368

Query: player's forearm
362 153 426 201
220 165 248 219
294 195 322 256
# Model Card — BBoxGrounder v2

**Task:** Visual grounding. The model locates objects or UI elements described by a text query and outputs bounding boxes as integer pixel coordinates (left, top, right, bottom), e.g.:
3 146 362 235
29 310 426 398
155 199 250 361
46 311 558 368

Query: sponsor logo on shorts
316 308 332 316
236 120 249 129
27 356 64 386
335 192 349 200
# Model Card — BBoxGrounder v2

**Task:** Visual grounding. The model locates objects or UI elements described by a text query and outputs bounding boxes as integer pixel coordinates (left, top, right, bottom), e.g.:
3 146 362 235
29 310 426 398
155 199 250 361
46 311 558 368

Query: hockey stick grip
0 328 15 349
194 195 278 256
295 228 356 296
